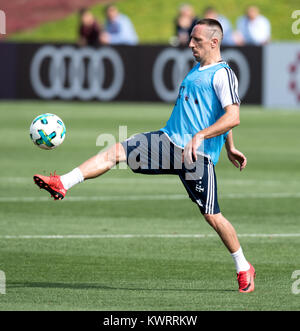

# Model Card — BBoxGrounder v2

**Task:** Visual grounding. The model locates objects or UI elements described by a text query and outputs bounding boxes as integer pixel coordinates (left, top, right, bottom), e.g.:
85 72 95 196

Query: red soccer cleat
237 263 256 293
33 172 67 200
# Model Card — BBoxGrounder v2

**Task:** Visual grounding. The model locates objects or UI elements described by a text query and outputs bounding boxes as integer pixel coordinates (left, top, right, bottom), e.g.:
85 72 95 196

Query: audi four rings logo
30 46 125 100
152 48 250 102
30 46 251 102
153 48 195 102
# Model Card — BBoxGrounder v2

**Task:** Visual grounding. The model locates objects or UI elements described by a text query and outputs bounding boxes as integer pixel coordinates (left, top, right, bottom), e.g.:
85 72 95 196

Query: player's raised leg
33 142 126 200
78 142 126 180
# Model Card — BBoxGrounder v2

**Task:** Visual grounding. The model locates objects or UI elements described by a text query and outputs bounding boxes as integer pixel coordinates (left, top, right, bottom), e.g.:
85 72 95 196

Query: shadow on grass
8 282 235 292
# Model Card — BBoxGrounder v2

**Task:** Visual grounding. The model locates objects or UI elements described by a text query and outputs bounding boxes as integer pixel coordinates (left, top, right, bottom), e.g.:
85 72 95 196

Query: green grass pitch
0 101 299 311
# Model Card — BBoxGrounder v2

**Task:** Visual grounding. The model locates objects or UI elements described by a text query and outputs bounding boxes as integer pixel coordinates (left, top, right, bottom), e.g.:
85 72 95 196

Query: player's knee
108 142 126 163
203 213 222 229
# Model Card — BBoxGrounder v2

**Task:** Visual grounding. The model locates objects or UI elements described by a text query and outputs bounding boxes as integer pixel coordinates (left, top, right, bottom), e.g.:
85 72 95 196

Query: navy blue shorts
121 131 220 215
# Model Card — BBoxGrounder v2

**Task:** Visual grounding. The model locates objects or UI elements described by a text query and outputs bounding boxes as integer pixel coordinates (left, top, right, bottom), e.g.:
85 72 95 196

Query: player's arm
225 129 247 171
183 103 240 164
195 103 240 139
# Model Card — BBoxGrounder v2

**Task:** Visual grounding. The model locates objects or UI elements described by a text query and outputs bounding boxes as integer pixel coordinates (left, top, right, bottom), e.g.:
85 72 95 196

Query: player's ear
211 37 218 48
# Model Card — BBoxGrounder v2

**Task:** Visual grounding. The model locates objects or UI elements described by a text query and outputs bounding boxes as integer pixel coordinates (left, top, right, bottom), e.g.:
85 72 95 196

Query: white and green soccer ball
30 113 66 150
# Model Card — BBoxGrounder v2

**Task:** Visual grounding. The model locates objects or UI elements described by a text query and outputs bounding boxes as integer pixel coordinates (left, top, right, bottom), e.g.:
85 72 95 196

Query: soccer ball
30 113 66 150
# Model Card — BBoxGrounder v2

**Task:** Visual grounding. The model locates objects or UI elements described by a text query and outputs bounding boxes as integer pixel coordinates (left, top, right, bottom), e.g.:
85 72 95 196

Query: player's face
189 25 212 63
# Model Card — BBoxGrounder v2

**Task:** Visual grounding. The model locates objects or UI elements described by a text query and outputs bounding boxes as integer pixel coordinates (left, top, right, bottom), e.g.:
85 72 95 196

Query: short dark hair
79 7 88 17
195 18 223 36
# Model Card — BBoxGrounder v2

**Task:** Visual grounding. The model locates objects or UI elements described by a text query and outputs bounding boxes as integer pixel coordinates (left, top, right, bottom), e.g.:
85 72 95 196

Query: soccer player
34 19 256 293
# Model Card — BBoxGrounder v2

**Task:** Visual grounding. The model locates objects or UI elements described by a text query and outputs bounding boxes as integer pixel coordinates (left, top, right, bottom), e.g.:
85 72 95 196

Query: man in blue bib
34 19 255 293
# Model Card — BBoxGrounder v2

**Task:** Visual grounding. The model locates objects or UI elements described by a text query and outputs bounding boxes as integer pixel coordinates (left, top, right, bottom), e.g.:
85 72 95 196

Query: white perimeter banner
263 42 300 108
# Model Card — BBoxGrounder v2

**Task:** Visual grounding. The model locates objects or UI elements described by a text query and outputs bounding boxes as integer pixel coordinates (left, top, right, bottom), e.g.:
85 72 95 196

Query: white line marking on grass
0 192 300 203
0 177 299 186
0 233 300 239
222 192 300 199
0 194 186 202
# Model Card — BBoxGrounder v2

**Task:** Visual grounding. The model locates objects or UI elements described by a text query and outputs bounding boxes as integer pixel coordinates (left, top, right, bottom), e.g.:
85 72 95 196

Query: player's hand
182 133 204 165
227 148 247 171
